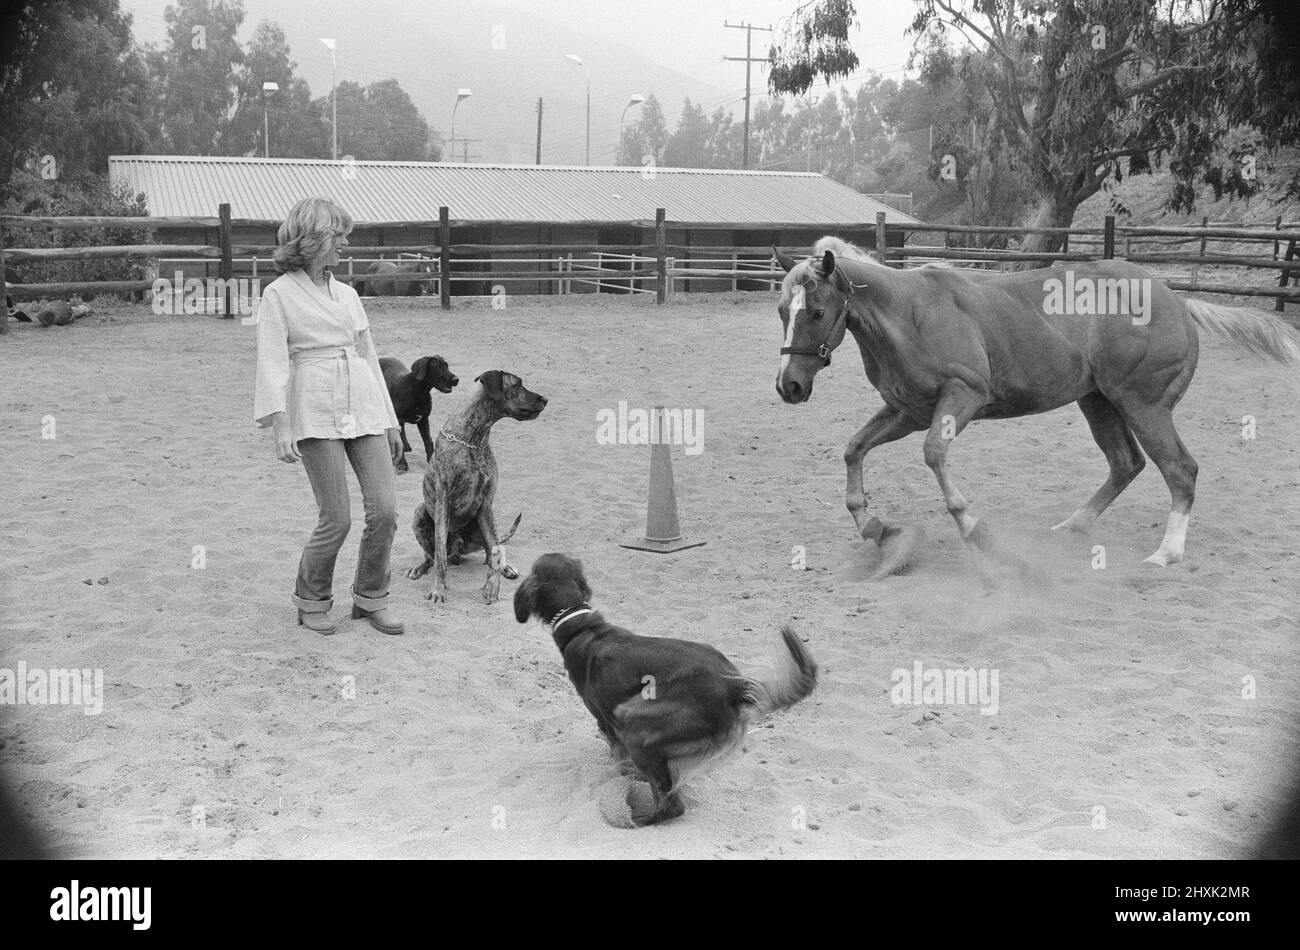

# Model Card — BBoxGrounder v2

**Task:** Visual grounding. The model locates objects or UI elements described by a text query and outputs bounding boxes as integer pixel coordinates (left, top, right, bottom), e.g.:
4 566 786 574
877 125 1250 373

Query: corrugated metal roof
108 155 922 227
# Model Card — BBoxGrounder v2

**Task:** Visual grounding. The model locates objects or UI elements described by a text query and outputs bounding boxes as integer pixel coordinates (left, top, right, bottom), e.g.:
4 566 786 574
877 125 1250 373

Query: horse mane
780 234 881 301
812 235 876 264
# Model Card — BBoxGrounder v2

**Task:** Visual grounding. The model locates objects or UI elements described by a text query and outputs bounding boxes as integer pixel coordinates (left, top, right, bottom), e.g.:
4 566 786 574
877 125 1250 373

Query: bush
2 170 155 287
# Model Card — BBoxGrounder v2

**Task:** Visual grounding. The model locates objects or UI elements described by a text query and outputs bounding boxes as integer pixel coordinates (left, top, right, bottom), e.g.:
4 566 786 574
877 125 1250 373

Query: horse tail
1184 297 1300 365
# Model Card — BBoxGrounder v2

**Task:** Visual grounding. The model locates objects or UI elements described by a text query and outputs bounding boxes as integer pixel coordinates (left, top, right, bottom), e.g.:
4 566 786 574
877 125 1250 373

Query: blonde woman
254 197 406 636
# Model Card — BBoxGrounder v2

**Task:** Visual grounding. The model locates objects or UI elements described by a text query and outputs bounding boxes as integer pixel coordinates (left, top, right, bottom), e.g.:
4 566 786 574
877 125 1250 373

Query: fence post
666 256 675 300
439 206 451 310
1196 215 1208 289
145 258 159 306
1273 215 1284 312
655 208 667 305
876 211 888 265
1102 215 1115 259
1277 239 1296 312
0 223 8 335
218 202 233 318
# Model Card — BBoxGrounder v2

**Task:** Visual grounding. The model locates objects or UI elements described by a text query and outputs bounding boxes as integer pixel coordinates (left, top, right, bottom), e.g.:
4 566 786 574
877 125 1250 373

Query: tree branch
1090 145 1160 164
933 0 1030 139
1119 64 1208 99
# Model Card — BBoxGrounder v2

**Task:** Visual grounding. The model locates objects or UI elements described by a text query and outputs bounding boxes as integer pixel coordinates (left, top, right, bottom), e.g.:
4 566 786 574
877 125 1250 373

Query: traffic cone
620 406 706 554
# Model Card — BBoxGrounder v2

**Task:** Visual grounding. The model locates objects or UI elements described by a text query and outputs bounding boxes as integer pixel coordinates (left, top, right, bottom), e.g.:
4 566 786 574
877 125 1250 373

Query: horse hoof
859 516 886 544
962 520 997 554
869 524 924 579
500 565 519 580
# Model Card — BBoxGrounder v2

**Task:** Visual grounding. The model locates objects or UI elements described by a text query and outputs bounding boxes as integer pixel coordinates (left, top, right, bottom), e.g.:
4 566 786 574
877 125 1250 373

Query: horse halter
780 295 848 367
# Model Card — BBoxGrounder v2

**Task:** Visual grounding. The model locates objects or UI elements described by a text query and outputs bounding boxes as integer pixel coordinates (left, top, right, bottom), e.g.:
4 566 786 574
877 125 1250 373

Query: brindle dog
407 370 546 603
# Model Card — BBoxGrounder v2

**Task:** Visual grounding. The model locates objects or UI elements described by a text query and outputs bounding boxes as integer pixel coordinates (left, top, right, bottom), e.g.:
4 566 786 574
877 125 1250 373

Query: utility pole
536 98 543 165
459 138 483 163
320 39 338 161
724 21 771 170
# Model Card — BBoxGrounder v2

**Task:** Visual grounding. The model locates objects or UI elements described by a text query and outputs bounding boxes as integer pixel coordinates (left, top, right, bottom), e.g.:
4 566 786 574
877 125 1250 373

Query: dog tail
740 625 818 719
498 513 522 545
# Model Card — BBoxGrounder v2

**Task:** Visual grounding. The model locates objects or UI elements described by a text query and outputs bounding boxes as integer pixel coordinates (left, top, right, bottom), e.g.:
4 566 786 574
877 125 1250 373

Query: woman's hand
271 413 301 463
387 427 403 463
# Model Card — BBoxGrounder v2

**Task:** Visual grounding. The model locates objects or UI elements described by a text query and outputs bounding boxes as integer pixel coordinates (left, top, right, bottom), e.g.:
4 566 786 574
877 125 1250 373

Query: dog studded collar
549 604 593 633
439 429 481 451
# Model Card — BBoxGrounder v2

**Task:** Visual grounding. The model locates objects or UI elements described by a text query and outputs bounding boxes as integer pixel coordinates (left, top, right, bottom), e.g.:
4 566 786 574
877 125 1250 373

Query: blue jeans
293 434 397 613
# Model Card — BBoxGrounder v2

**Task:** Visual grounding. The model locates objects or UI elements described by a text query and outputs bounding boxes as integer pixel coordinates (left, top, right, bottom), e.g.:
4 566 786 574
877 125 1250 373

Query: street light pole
261 81 279 158
565 54 590 165
619 94 645 165
320 38 337 160
450 88 471 163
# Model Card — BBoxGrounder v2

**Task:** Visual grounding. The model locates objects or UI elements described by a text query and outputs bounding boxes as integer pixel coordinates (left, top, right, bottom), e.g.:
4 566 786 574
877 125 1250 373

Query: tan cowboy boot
297 609 338 635
350 604 405 635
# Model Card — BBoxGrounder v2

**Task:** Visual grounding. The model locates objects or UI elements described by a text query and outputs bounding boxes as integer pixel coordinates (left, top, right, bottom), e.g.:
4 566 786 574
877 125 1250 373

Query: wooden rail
6 206 1300 319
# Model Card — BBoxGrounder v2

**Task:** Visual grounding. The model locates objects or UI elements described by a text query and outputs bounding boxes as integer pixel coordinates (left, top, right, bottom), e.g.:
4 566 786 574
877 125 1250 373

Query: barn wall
557 226 600 296
679 228 733 294
134 218 916 302
485 225 546 297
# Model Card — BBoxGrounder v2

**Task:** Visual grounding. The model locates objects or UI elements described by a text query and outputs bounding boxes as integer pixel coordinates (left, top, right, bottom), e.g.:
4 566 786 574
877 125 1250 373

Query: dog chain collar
549 605 593 632
439 429 481 451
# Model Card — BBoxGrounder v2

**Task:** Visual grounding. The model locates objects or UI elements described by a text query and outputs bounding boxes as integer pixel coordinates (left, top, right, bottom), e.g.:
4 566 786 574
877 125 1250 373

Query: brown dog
407 370 546 603
514 553 819 826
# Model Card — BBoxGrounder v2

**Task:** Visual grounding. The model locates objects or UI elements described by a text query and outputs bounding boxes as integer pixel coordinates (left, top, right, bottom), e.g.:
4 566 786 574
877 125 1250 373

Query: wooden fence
4 206 1300 336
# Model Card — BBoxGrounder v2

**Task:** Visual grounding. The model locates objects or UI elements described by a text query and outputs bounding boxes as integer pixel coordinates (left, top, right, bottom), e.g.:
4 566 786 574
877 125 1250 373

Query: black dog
514 553 818 826
379 355 459 472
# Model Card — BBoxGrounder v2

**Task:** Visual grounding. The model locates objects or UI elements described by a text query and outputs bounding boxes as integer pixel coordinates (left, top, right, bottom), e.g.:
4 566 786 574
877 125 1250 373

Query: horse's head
775 246 851 404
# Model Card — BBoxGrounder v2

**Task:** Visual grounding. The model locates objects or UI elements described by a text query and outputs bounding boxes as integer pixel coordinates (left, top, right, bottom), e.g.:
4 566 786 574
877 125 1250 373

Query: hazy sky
533 0 925 92
120 0 927 106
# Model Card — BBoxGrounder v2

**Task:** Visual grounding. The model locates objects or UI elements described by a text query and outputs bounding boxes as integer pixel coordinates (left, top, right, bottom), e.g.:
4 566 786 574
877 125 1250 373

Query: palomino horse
774 236 1300 571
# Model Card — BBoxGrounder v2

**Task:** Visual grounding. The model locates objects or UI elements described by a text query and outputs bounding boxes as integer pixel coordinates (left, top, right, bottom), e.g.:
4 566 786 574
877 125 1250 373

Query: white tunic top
253 270 399 444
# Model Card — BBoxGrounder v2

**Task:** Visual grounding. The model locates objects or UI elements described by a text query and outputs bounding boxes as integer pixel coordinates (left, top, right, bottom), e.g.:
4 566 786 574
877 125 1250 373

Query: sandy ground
1 289 1298 859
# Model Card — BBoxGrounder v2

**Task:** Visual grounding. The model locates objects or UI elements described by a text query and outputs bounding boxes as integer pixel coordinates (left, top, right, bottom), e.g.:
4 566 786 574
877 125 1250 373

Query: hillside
1075 149 1300 228
1071 149 1300 304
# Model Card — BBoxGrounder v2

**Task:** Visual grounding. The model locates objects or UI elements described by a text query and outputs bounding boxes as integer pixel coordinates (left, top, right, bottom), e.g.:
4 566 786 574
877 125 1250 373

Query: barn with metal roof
109 155 922 296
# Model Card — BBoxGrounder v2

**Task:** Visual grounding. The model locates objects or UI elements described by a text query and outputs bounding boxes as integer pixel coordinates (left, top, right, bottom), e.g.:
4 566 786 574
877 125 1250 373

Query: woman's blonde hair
272 197 354 273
